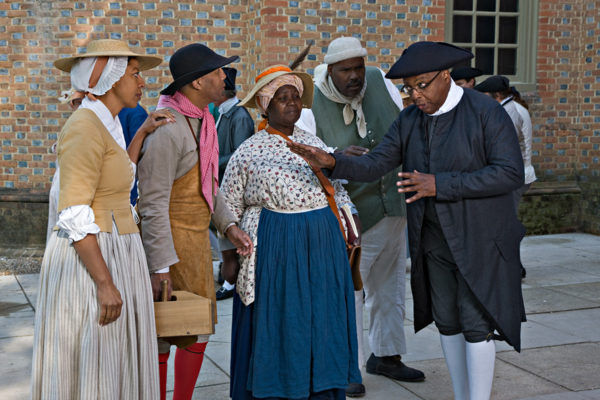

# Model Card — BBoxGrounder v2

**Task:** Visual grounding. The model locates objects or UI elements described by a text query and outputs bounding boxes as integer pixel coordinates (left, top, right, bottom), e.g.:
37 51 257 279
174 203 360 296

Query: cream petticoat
31 226 159 399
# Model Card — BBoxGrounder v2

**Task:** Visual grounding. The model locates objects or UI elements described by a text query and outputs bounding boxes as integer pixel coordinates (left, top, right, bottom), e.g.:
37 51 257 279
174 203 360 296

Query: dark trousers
425 238 493 343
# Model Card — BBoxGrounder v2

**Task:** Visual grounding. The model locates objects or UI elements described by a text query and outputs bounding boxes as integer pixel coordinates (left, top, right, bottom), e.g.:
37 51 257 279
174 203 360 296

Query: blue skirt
230 207 361 399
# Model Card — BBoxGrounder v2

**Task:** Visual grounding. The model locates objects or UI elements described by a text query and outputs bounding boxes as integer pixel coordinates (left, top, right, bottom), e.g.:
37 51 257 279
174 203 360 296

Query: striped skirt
31 227 159 400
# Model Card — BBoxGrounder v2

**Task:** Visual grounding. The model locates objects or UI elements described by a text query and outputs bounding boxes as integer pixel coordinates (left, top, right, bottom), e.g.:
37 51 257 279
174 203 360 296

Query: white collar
501 95 514 106
428 79 464 116
218 96 239 115
80 97 126 150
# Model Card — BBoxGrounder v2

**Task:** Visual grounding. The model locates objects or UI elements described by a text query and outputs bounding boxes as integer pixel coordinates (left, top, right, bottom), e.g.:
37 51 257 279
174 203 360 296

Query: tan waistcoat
57 108 138 234
168 162 216 322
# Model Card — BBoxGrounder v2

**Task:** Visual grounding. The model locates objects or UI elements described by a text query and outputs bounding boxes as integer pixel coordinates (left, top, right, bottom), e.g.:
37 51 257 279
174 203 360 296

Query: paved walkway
1 233 599 399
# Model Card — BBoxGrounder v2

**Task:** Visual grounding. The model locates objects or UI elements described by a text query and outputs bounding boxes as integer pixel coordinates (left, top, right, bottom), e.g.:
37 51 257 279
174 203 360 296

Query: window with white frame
445 0 538 89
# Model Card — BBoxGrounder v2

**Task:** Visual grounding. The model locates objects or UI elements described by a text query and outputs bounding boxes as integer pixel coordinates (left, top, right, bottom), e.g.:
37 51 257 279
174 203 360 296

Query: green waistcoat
313 67 406 232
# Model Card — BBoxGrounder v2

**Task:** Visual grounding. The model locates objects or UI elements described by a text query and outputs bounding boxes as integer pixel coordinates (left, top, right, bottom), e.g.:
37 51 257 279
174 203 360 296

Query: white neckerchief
79 97 126 150
216 96 239 128
429 79 464 116
315 64 368 138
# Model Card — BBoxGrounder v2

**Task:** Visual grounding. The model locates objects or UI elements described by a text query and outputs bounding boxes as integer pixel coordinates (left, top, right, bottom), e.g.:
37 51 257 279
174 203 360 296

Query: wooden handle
160 279 169 302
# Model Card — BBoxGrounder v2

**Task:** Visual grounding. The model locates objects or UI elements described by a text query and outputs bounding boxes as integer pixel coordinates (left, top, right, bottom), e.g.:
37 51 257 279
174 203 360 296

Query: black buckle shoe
366 353 425 382
215 286 234 301
345 382 366 398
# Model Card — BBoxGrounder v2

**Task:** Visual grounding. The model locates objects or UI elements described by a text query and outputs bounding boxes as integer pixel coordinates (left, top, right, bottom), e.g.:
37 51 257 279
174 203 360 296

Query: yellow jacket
57 108 138 235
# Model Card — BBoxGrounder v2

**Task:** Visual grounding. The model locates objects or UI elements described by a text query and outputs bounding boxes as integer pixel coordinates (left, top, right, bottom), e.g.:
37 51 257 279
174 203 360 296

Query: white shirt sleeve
56 205 101 243
518 105 537 184
295 108 317 135
130 161 137 191
380 69 404 111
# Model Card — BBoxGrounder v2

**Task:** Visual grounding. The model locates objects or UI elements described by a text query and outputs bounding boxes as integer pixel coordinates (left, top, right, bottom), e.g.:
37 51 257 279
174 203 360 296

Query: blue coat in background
217 104 254 183
119 104 148 205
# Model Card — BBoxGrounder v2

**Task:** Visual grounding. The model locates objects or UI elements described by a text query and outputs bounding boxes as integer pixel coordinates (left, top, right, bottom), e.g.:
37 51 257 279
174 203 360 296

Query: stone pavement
1 233 599 399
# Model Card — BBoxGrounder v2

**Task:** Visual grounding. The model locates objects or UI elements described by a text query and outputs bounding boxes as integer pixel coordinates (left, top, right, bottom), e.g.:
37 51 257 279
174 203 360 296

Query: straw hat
239 65 314 109
54 39 162 72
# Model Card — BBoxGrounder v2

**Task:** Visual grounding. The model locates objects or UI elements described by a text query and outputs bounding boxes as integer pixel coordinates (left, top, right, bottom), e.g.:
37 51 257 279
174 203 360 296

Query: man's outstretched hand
340 145 369 157
287 142 336 169
397 170 436 203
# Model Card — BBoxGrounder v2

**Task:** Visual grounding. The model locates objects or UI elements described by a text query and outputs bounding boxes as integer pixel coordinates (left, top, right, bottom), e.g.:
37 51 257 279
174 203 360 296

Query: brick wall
0 0 450 192
533 0 599 233
578 2 600 232
534 1 597 180
0 0 598 235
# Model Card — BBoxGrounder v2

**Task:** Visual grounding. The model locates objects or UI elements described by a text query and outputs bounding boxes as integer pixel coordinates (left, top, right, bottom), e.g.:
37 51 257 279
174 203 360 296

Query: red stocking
173 342 208 400
158 352 170 400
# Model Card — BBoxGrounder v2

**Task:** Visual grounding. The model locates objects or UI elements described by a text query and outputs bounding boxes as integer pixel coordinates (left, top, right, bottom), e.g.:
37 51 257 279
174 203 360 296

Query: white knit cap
324 37 367 65
70 56 128 96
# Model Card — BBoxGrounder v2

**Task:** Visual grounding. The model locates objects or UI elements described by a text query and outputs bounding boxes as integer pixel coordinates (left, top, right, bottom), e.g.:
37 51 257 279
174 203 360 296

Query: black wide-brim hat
474 75 510 93
385 41 473 79
450 66 483 81
161 43 239 95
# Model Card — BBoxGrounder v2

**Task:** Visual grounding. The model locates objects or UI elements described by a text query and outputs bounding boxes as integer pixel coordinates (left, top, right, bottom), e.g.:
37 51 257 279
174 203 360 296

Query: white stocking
465 340 495 400
440 333 469 400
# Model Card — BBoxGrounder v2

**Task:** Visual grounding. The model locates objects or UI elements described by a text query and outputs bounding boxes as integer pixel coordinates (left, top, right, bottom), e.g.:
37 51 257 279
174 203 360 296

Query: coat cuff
147 255 179 274
434 172 462 202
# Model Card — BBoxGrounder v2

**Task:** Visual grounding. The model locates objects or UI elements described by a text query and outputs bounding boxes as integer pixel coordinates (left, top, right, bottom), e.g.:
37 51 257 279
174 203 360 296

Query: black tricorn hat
223 67 237 91
386 41 473 79
450 66 483 81
474 75 510 93
161 43 239 95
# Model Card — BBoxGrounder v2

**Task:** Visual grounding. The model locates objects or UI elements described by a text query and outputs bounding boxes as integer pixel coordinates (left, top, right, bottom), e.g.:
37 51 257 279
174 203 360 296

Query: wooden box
154 291 214 337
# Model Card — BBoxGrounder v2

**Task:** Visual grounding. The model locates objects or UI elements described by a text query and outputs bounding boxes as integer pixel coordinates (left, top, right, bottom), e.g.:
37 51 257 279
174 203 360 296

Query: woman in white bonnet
31 39 170 399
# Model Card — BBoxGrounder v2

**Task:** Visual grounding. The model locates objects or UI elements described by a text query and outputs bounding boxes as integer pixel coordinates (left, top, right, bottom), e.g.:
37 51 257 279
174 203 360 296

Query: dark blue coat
217 103 254 183
119 104 148 205
331 89 526 351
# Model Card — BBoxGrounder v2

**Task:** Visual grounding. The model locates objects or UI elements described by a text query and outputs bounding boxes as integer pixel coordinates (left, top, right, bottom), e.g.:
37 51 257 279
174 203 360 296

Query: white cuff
57 205 101 243
156 267 170 273
223 222 237 235
130 161 137 191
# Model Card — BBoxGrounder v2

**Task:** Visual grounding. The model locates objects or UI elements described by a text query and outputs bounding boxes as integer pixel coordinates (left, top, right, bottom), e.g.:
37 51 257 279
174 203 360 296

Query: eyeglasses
400 70 442 96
